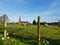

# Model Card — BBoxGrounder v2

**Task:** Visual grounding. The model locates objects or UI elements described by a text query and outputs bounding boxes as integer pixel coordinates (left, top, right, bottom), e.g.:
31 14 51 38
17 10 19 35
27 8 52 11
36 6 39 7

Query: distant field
0 24 60 45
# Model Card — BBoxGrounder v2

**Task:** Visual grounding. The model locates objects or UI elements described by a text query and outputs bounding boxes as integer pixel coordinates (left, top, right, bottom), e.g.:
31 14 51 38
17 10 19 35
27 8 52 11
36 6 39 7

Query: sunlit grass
0 24 60 45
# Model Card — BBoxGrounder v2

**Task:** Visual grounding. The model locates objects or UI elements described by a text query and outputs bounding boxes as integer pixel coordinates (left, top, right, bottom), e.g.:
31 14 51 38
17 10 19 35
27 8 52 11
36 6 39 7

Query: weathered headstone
44 24 49 27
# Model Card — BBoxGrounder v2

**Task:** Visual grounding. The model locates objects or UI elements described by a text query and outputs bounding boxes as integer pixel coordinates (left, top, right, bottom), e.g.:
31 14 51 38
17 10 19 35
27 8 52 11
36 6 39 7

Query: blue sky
0 0 60 23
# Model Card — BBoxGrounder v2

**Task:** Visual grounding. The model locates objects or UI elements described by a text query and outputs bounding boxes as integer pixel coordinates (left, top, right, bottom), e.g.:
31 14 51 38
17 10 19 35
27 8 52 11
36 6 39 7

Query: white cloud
49 0 60 8
38 0 60 16
6 0 25 4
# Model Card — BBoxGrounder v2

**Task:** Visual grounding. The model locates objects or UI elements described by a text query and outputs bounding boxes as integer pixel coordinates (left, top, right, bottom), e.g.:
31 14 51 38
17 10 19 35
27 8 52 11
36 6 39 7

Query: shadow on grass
9 32 38 45
0 31 3 34
0 30 60 45
9 33 60 45
41 37 60 45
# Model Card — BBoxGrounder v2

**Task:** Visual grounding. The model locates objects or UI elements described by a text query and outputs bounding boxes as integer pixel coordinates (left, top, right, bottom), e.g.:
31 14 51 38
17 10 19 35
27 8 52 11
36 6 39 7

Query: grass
0 24 60 45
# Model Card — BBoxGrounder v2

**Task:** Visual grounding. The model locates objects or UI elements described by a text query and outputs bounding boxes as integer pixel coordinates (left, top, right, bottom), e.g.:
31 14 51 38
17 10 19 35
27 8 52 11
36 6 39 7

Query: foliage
32 19 37 25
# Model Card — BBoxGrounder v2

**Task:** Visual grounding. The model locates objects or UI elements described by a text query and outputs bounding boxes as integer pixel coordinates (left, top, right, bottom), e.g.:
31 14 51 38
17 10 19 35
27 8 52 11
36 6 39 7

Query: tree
32 19 37 25
0 15 8 21
57 20 60 26
0 16 3 24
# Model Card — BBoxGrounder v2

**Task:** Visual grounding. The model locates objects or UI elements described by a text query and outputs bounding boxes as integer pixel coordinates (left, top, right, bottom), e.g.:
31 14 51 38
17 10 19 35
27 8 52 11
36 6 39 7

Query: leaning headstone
44 24 49 27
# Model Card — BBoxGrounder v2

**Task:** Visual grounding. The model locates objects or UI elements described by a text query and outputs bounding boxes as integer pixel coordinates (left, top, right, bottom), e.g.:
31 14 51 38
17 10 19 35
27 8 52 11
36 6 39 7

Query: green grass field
0 24 60 45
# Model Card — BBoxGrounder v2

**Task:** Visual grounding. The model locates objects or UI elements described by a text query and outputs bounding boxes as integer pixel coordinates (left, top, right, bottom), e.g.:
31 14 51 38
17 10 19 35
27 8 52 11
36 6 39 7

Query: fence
0 14 60 45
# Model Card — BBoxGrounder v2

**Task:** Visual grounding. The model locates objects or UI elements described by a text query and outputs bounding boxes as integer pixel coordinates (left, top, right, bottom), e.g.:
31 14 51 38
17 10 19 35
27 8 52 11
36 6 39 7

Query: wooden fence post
38 16 40 45
4 14 7 38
